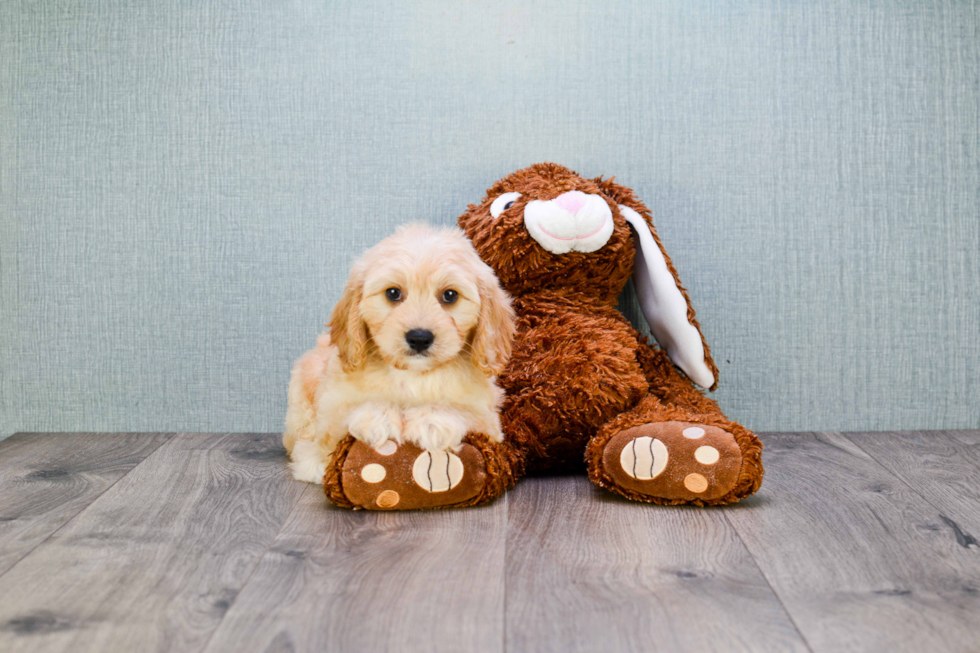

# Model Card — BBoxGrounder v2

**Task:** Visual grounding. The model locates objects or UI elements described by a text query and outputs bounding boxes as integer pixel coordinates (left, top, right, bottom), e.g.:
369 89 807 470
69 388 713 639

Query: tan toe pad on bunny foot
602 421 741 502
341 440 487 510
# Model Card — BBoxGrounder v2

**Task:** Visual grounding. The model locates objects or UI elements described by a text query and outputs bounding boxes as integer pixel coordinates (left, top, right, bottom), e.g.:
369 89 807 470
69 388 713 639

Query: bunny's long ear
593 175 718 389
618 204 716 389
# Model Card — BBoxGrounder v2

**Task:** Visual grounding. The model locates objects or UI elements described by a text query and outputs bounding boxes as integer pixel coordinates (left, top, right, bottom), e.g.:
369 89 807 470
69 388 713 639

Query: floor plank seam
721 511 816 653
199 478 318 651
0 432 176 584
841 431 980 550
501 492 509 653
196 483 315 653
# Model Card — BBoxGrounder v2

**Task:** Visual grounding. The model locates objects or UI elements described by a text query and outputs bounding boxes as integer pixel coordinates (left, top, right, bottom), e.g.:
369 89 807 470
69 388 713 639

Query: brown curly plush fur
457 163 763 505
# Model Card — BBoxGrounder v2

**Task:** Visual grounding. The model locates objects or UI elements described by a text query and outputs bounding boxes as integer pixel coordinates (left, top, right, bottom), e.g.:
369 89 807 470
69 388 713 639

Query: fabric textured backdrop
2 0 978 440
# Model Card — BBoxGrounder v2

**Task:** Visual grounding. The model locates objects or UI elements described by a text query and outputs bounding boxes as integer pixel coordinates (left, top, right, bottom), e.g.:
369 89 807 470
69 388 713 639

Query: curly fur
285 224 515 485
458 163 763 505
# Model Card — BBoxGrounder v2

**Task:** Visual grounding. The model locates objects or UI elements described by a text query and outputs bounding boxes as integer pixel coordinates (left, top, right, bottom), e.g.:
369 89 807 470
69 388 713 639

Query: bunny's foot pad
601 421 742 503
336 439 488 510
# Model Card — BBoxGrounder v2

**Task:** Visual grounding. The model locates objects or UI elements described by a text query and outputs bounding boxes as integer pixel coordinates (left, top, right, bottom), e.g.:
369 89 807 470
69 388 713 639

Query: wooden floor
0 431 979 652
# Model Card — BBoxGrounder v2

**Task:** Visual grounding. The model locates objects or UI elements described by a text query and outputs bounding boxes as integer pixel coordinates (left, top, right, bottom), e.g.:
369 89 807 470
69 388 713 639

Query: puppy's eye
441 289 458 305
490 192 522 219
385 288 402 302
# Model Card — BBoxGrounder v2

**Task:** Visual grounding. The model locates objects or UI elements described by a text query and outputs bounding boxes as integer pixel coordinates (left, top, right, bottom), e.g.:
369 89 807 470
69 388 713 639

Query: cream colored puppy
283 224 515 484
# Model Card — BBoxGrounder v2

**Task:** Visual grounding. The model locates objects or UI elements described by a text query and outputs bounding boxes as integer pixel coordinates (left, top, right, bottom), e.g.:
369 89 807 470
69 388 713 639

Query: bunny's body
499 291 649 470
458 163 763 505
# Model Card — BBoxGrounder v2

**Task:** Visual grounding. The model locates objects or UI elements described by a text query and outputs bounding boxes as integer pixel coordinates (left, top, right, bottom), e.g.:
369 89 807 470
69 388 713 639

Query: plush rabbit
323 163 762 509
455 163 763 505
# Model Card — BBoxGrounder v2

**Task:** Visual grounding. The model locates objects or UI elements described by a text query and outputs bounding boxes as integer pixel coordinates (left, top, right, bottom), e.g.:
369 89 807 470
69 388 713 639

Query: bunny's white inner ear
619 205 715 388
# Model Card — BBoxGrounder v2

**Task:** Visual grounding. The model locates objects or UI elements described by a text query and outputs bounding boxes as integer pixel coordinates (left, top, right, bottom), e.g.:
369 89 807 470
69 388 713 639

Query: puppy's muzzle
405 329 435 353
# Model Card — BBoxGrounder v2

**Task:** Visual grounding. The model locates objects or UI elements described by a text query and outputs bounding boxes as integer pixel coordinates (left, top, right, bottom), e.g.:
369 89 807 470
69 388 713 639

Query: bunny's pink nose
553 190 588 215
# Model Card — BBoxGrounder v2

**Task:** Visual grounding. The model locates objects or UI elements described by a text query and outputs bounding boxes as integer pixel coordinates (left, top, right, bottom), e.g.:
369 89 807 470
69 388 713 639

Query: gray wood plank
0 432 173 577
0 432 305 653
504 476 809 653
202 486 507 653
848 430 980 536
726 432 980 653
943 430 980 447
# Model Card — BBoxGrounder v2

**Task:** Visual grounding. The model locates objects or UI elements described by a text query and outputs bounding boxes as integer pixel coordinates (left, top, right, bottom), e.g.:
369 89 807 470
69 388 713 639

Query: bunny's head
457 162 719 389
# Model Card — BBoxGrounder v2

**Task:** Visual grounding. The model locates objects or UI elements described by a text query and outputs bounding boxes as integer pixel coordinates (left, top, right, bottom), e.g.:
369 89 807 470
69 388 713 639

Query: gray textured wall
2 0 978 439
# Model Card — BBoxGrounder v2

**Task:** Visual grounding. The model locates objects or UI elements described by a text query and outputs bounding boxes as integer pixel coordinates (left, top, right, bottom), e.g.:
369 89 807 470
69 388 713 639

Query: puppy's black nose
405 329 435 353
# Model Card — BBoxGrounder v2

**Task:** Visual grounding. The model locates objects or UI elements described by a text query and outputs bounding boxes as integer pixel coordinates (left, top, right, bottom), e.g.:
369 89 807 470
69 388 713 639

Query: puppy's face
330 225 513 376
360 254 481 372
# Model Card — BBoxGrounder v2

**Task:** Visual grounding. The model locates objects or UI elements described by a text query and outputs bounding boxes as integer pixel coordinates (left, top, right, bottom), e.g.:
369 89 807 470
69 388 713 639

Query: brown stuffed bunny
457 162 763 506
324 163 762 509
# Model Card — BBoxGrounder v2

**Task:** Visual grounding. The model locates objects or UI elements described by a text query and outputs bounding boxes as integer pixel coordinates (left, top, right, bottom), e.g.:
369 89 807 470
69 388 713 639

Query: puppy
283 224 515 484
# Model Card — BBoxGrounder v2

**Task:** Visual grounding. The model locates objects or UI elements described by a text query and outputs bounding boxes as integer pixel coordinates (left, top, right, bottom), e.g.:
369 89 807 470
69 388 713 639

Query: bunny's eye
490 192 522 219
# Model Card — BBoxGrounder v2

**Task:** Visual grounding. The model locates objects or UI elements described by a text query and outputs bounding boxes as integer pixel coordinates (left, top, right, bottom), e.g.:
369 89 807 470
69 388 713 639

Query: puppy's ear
329 268 369 372
471 266 516 377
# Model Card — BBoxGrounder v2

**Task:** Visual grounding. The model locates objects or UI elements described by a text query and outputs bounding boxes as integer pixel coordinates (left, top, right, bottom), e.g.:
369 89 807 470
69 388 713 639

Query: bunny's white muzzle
523 191 614 254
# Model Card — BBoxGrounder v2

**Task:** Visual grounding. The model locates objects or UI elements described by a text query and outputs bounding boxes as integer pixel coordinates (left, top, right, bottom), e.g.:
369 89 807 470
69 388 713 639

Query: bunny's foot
587 401 763 505
596 421 742 502
324 433 521 510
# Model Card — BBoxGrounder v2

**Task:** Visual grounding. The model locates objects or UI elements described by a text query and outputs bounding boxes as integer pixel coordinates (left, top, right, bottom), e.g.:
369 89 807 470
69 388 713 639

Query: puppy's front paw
403 407 468 451
288 439 328 484
347 403 402 449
